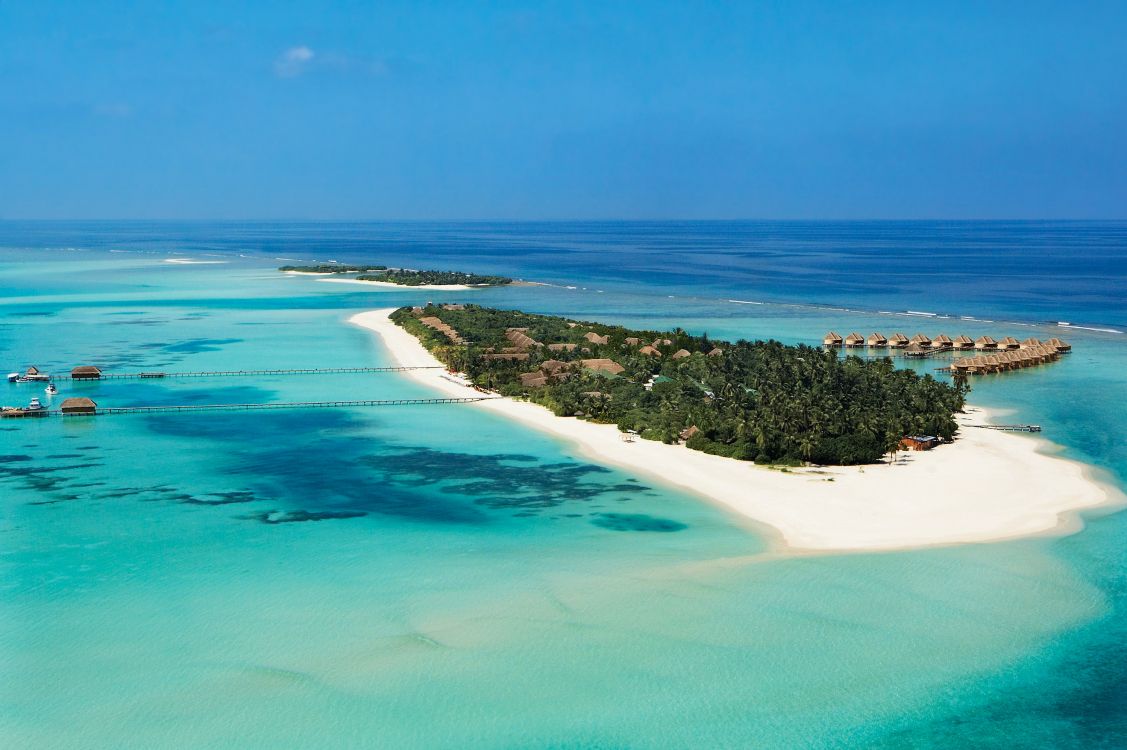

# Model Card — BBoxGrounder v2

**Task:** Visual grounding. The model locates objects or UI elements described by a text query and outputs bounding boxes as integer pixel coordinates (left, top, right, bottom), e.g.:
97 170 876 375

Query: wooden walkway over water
971 424 1042 432
5 396 495 418
52 366 443 381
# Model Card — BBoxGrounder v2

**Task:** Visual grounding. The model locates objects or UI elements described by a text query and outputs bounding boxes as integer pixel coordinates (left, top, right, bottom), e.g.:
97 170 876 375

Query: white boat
7 372 19 383
45 384 58 396
27 397 45 411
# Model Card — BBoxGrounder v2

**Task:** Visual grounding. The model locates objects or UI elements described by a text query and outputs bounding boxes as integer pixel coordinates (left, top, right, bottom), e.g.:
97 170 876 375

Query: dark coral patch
590 513 687 532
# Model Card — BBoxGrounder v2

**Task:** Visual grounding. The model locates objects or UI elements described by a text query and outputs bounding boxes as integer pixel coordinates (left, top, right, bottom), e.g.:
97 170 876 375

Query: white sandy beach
317 277 475 291
350 308 1117 552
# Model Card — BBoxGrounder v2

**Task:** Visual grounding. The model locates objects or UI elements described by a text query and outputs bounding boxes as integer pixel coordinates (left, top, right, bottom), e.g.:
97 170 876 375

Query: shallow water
2 222 1126 747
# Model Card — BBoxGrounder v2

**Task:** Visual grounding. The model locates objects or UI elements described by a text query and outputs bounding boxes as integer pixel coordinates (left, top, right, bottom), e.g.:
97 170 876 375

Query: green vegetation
279 264 387 273
392 304 968 466
358 269 512 286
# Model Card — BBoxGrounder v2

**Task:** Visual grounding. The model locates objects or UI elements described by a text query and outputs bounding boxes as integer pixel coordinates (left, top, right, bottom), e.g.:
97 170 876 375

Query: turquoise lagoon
2 224 1127 748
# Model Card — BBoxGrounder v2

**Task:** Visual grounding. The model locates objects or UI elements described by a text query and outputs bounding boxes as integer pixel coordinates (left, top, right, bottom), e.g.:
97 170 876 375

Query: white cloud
274 46 315 78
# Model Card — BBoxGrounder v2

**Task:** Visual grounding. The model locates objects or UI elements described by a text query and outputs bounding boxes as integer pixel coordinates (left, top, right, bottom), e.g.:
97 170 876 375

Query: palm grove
392 305 967 465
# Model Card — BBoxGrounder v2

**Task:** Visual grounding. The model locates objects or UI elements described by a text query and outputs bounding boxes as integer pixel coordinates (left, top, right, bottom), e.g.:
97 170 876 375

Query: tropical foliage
392 305 968 465
359 269 512 286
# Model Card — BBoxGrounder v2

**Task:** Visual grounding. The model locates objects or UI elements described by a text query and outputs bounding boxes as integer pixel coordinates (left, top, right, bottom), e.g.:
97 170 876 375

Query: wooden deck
971 424 1042 432
53 366 443 381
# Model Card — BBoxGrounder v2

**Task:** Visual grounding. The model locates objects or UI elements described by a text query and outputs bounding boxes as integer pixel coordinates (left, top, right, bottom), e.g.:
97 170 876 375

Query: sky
1 1 1125 220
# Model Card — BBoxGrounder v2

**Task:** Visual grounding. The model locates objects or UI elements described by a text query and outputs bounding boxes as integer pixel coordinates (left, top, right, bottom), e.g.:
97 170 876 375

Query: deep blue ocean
2 221 1126 748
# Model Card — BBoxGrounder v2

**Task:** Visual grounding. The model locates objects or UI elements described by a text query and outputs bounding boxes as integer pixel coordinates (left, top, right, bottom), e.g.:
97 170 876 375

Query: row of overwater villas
823 332 1071 353
945 346 1064 375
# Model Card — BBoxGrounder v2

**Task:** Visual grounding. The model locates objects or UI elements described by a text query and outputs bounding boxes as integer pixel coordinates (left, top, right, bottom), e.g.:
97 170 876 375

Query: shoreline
349 308 1120 553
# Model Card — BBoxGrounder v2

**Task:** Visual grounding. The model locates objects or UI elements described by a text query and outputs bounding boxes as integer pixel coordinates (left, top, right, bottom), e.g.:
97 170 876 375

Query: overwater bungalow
59 397 95 415
904 342 929 357
974 336 998 351
953 335 975 350
909 333 931 347
1020 337 1042 349
999 336 1021 350
866 332 888 347
888 333 910 348
1046 337 1071 353
931 334 953 349
844 332 864 348
823 332 843 347
70 365 102 380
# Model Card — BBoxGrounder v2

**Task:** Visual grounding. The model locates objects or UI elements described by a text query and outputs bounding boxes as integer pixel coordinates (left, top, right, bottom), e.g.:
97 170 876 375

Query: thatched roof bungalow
910 333 931 347
624 337 641 346
60 397 96 415
904 342 929 357
519 372 548 388
888 333 909 348
931 334 953 349
707 348 724 357
866 332 888 347
974 336 998 350
638 345 662 357
999 336 1021 350
581 359 625 376
679 425 701 442
823 332 843 347
671 349 692 359
584 331 609 346
844 332 864 348
481 352 529 361
953 335 975 350
1047 337 1071 353
1020 337 1042 349
547 343 577 352
70 365 102 380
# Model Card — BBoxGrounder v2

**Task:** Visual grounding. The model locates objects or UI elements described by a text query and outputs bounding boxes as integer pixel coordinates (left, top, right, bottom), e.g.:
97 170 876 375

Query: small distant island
391 304 967 465
280 264 512 287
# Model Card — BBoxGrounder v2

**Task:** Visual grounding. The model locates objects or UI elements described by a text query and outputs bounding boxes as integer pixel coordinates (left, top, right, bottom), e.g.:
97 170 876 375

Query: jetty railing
52 366 444 381
970 424 1042 432
0 396 495 419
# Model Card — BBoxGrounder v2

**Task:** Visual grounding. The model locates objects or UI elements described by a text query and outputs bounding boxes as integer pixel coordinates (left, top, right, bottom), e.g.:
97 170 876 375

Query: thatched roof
481 352 529 361
823 331 843 345
519 372 548 387
904 342 927 354
505 329 541 350
867 332 887 345
910 333 931 344
539 359 570 374
844 332 864 345
581 358 625 375
638 345 661 356
547 343 577 352
953 335 974 345
999 336 1020 348
26 366 41 375
680 425 701 441
974 336 997 348
1047 337 1071 351
584 331 609 345
671 349 692 359
60 397 96 413
71 366 102 377
932 334 952 345
624 337 641 346
441 304 465 311
1020 337 1042 348
707 348 724 357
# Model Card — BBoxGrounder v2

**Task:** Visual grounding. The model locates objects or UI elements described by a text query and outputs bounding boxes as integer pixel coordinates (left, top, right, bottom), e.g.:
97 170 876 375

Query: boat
45 384 58 396
27 397 45 411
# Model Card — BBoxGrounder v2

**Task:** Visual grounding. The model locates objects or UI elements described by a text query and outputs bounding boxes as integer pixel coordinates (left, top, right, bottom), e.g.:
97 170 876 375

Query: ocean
2 221 1125 748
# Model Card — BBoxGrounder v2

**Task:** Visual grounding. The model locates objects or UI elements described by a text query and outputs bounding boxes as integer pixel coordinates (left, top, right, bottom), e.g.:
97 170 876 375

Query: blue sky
2 1 1125 219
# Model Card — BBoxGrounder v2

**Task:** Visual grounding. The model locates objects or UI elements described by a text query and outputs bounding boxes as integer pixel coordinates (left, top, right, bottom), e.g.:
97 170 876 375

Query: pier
49 365 444 381
971 424 1042 432
2 396 494 419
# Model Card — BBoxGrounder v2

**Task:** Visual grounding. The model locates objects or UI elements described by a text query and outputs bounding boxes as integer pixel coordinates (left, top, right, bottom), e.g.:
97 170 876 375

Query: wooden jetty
971 424 1042 432
3 396 494 419
49 365 443 381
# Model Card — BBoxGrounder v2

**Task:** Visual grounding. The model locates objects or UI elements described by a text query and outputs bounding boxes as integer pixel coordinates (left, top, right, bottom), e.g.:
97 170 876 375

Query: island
280 264 512 287
390 303 966 465
350 306 1113 552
